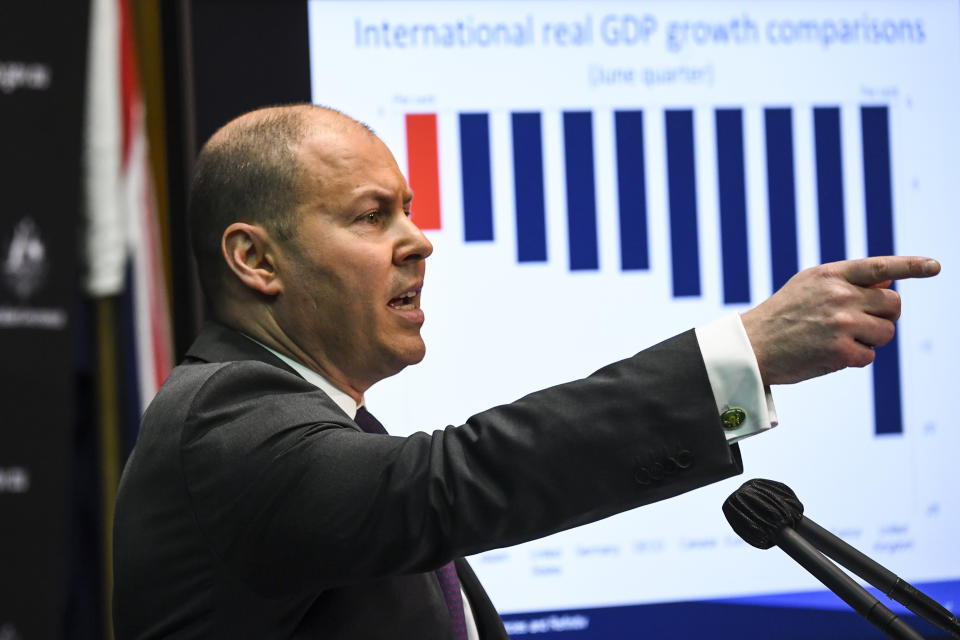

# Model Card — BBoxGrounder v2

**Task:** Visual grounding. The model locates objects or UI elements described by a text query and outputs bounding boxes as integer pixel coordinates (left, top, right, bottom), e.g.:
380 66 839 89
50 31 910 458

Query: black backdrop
0 4 89 639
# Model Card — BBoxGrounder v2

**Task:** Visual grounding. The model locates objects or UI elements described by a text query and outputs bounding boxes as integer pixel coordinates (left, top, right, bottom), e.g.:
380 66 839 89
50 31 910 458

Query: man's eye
360 212 380 224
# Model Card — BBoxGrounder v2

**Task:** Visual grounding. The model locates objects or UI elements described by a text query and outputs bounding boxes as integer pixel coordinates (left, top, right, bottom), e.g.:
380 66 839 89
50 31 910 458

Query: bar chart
402 103 903 433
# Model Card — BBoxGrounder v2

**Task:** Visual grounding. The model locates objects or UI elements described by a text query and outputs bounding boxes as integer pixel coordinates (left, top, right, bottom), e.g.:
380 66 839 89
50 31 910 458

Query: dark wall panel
191 1 313 150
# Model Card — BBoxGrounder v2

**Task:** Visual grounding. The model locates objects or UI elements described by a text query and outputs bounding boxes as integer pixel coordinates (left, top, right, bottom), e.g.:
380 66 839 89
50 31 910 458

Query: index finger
841 256 940 286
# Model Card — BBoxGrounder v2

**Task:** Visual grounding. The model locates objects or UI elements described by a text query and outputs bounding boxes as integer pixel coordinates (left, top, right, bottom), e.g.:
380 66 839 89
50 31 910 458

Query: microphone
723 479 960 640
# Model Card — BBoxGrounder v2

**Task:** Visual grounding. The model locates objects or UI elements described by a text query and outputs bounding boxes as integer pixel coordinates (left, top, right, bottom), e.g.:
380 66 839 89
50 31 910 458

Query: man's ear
221 222 283 296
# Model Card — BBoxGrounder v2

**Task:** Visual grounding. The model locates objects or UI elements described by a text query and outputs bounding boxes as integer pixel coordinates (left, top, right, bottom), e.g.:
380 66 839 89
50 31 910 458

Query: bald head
188 104 374 316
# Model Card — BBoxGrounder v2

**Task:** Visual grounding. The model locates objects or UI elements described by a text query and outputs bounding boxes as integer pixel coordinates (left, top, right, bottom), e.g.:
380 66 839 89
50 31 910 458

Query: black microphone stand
795 517 960 639
724 478 960 640
775 526 924 640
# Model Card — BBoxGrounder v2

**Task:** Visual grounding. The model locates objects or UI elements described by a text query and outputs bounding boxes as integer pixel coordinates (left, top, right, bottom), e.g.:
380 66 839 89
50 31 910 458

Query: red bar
405 113 442 230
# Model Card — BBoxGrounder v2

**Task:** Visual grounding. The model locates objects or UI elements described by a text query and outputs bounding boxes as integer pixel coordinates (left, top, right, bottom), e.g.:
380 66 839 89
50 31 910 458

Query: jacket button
670 450 693 469
633 467 652 485
720 407 747 430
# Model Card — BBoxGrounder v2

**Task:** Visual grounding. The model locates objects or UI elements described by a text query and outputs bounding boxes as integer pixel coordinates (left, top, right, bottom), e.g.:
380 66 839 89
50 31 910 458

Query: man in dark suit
112 104 938 639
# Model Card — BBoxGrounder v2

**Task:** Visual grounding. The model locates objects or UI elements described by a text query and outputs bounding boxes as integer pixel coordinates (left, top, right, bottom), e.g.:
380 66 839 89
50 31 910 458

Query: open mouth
387 289 419 311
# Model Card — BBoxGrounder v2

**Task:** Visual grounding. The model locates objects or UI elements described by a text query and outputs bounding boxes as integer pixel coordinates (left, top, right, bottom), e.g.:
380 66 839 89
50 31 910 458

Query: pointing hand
740 256 940 385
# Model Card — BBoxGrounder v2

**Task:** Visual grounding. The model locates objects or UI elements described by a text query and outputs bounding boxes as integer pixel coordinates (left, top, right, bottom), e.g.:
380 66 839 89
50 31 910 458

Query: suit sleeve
179 329 742 595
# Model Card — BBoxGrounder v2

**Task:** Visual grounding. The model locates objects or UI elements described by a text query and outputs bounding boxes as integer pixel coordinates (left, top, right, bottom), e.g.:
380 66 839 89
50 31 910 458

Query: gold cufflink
720 407 747 430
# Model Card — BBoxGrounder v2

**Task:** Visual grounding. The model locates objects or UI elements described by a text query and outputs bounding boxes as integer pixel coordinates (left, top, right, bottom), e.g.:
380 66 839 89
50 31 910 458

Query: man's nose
395 214 434 264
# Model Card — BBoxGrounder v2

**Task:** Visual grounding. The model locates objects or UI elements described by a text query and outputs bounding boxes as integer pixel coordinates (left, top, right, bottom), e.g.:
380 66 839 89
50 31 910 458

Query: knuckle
871 257 889 281
833 342 856 367
816 263 838 282
879 321 897 345
855 349 876 368
845 342 875 368
828 310 855 332
908 257 924 277
838 348 859 368
888 290 902 318
870 288 900 319
826 282 854 306
835 349 853 370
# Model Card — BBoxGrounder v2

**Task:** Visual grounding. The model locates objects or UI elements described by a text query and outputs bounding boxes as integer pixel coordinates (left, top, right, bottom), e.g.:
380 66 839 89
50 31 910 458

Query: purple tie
353 407 469 639
354 406 388 434
436 561 469 640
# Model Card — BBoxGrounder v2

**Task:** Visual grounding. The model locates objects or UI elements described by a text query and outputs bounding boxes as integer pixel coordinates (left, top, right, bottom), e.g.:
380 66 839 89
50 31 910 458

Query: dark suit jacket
113 322 743 639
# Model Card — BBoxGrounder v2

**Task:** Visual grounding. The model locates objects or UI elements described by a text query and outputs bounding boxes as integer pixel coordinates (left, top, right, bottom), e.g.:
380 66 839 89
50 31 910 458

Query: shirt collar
242 334 360 419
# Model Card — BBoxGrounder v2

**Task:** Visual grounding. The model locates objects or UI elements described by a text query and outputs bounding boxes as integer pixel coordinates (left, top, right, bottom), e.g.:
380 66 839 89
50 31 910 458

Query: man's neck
223 312 367 404
241 333 362 419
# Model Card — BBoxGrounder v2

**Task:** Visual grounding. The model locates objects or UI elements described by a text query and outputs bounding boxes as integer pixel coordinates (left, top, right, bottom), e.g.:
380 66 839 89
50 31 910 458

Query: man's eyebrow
349 186 412 204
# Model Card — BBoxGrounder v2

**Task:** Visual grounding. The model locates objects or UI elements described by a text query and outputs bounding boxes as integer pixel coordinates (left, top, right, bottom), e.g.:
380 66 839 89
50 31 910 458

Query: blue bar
665 109 700 297
764 108 799 292
814 107 846 263
614 110 649 270
563 111 599 270
862 105 902 436
511 112 547 262
715 108 751 304
459 113 494 242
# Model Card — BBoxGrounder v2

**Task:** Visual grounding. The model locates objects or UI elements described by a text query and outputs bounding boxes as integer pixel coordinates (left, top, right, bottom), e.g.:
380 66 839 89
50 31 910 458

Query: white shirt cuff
695 313 778 444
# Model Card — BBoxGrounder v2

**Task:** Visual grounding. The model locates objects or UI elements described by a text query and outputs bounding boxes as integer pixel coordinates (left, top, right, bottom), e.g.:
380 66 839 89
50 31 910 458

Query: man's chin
401 341 427 366
379 340 427 379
